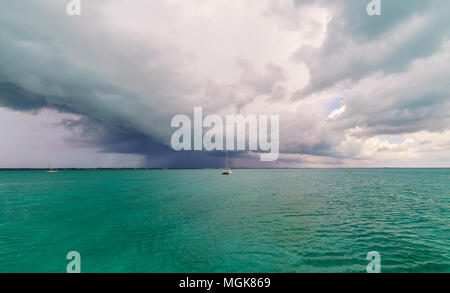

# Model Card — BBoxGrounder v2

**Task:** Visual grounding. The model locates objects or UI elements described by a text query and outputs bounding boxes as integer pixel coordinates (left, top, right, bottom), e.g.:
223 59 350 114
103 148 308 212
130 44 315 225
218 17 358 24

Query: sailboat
222 151 232 175
46 162 58 173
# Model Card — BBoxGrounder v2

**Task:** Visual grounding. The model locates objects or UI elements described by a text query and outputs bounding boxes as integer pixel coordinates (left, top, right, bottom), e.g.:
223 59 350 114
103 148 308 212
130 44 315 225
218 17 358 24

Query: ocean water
0 169 448 273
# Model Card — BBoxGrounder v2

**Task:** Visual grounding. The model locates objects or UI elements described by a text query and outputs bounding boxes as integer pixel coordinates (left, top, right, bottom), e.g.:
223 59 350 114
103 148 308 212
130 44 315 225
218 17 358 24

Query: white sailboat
46 162 58 173
222 151 232 175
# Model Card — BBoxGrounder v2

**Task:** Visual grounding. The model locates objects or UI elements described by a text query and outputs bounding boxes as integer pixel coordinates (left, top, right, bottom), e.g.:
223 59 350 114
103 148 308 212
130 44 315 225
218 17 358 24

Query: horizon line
0 167 449 170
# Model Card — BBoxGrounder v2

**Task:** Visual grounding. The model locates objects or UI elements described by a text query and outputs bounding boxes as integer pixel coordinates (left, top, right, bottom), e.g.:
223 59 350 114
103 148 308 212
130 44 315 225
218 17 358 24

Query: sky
0 0 449 168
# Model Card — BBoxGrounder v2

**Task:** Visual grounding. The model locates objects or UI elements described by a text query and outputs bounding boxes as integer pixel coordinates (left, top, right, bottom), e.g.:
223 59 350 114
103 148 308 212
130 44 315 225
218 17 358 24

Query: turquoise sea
0 169 448 273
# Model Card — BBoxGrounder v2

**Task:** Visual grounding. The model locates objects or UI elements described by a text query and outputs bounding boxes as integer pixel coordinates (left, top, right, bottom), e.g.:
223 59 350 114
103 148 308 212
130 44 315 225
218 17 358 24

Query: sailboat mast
222 150 232 174
225 151 229 169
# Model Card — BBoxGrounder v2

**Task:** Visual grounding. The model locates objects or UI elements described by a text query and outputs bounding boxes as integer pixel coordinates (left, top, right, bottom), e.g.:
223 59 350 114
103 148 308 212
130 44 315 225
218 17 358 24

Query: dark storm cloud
60 116 228 168
0 0 449 167
293 0 450 97
0 50 226 167
0 1 192 166
0 1 271 167
0 82 47 111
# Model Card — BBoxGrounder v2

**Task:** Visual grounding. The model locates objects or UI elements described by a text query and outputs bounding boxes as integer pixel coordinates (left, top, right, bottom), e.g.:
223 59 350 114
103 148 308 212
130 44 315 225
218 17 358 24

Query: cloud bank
0 0 449 167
